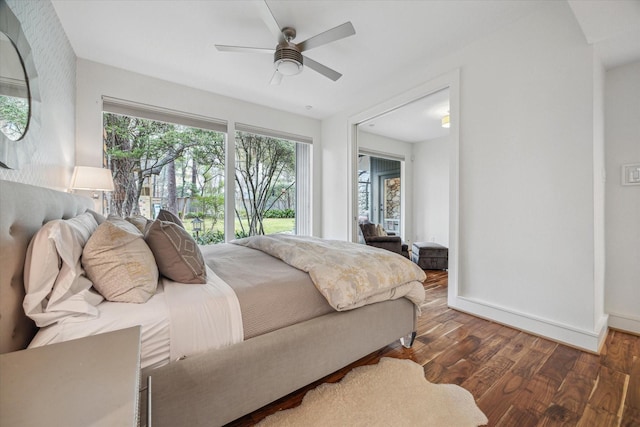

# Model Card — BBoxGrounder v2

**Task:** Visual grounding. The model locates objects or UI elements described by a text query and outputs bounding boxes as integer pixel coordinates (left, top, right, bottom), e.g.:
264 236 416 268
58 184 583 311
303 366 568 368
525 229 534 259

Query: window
234 124 311 237
101 98 312 243
102 97 227 243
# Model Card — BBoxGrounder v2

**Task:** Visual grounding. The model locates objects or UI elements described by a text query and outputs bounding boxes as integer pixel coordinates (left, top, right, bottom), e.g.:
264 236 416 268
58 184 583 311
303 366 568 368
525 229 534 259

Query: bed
0 179 425 426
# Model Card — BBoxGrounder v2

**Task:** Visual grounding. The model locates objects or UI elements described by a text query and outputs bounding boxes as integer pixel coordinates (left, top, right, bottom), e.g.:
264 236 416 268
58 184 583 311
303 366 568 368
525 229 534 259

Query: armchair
359 221 409 258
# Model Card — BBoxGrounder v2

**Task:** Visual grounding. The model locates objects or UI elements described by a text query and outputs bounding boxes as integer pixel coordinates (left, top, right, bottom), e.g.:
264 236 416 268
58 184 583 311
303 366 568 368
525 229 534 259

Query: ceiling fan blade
215 45 274 54
257 0 284 42
297 21 356 52
303 56 342 81
270 70 283 85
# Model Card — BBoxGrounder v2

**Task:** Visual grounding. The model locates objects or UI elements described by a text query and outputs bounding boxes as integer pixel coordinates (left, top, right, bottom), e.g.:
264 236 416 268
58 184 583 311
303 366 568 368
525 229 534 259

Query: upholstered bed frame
0 179 416 426
0 180 94 354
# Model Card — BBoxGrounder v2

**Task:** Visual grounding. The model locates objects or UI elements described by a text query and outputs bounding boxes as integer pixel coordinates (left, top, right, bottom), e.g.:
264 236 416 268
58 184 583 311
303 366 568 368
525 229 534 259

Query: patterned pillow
145 219 207 284
156 209 184 228
82 215 158 303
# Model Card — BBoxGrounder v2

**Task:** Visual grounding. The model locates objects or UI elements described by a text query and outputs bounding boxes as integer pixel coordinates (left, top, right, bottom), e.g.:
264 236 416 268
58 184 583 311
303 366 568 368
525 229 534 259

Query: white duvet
232 235 426 311
29 266 243 370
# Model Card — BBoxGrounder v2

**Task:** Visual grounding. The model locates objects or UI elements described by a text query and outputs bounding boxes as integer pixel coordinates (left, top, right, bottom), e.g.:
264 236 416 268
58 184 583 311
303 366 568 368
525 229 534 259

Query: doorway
347 69 460 297
357 154 402 234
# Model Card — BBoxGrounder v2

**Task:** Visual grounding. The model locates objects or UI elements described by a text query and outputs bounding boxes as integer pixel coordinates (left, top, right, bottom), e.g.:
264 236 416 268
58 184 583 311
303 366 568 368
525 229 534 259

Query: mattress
28 264 244 369
29 282 172 369
29 243 333 369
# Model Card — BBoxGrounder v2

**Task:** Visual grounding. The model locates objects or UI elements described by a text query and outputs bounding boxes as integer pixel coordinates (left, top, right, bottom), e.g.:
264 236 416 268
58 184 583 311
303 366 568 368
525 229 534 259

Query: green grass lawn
185 217 295 236
238 218 295 234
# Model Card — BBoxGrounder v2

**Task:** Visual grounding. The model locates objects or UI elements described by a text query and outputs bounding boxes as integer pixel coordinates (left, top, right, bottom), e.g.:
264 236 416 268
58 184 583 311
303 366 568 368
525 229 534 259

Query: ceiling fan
215 1 356 85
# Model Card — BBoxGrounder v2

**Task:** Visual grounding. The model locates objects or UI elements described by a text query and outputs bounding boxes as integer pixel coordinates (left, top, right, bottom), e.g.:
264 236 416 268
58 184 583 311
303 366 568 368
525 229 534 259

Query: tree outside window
102 112 304 243
103 112 226 242
234 130 296 237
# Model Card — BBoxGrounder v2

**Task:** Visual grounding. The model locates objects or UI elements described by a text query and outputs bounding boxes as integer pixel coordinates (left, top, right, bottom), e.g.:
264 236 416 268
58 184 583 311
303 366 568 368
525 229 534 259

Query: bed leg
400 331 416 348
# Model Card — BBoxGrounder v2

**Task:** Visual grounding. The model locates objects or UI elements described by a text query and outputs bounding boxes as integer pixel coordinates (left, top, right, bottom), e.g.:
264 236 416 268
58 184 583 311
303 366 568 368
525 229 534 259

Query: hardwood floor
227 271 640 426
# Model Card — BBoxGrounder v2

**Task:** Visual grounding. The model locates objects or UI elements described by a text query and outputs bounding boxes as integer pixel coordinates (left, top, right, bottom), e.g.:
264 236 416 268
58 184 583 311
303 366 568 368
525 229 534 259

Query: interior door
379 173 401 233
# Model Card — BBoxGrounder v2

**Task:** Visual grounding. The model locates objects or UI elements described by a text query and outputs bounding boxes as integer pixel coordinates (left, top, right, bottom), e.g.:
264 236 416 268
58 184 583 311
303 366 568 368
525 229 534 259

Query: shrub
184 212 206 221
234 230 249 239
263 209 295 218
196 229 250 245
196 229 225 245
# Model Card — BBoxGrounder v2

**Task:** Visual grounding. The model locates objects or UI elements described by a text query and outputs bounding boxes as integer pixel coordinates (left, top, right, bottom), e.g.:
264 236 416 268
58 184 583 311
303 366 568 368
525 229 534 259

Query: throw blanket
232 235 426 311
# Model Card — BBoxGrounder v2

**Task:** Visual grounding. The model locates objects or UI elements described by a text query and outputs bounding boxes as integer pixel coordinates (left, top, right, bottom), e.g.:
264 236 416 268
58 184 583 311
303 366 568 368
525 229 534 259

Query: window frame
234 123 312 237
102 98 312 242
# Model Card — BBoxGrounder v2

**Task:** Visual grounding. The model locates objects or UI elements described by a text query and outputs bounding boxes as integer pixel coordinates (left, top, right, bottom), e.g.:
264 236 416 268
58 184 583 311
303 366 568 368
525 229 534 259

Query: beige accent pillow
83 216 158 303
23 212 103 326
376 224 388 236
126 214 151 234
145 219 207 284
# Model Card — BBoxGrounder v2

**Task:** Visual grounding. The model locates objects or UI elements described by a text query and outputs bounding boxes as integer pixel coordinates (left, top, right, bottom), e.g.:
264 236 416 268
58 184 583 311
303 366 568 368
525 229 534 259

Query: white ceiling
51 0 546 120
568 0 640 69
360 88 450 143
51 0 640 141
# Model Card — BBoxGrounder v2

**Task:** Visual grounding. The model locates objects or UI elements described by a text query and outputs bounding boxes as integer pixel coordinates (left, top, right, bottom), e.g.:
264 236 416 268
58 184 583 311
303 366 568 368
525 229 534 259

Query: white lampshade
71 166 115 192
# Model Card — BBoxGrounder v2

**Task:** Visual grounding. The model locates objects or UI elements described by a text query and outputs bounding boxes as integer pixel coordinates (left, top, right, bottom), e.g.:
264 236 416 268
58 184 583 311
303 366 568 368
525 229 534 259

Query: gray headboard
0 179 93 354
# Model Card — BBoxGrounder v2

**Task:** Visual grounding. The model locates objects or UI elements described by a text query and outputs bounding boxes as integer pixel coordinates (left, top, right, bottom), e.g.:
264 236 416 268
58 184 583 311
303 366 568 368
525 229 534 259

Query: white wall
0 0 76 189
321 2 607 351
75 59 323 236
592 56 606 338
458 3 597 342
605 61 640 334
357 131 412 160
320 114 350 240
413 136 449 246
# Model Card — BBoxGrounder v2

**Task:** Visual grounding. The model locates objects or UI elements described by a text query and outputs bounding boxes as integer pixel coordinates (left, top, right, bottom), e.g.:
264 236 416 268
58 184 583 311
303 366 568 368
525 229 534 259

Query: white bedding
164 266 243 362
29 267 243 370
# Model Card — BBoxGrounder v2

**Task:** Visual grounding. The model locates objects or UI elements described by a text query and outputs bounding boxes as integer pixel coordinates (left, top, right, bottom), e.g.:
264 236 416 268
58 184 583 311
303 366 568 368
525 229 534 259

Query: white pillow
23 212 103 327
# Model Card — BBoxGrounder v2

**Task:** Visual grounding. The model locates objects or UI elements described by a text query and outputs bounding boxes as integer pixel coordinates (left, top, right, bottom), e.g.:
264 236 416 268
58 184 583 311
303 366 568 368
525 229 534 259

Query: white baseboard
608 312 640 335
449 296 608 353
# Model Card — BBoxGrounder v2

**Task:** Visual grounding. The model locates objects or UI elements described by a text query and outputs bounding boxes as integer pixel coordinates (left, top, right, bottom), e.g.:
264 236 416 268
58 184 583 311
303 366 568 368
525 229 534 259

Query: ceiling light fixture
441 114 450 128
273 34 304 76
274 58 302 76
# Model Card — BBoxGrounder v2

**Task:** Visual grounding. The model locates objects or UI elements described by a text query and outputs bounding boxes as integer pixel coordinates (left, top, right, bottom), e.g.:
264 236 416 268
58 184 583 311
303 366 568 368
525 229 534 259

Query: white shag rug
257 357 488 427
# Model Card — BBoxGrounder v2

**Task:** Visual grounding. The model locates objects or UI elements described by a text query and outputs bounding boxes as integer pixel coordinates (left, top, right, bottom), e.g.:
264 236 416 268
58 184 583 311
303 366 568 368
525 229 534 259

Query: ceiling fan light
441 114 450 128
275 58 302 76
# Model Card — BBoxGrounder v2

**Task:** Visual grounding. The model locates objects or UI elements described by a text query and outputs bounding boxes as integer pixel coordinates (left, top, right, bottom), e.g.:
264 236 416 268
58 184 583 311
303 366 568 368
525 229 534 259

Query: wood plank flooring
227 271 640 426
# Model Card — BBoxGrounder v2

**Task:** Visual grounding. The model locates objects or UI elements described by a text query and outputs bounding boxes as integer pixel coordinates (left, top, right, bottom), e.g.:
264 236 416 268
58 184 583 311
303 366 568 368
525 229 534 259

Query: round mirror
0 31 30 141
0 0 40 169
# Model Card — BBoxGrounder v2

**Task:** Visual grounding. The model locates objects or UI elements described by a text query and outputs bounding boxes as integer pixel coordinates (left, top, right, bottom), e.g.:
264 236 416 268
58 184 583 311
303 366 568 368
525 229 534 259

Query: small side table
0 326 142 427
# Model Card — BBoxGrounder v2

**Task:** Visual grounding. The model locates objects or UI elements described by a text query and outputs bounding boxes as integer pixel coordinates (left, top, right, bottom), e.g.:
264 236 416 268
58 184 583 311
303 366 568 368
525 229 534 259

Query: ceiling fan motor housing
274 43 303 75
